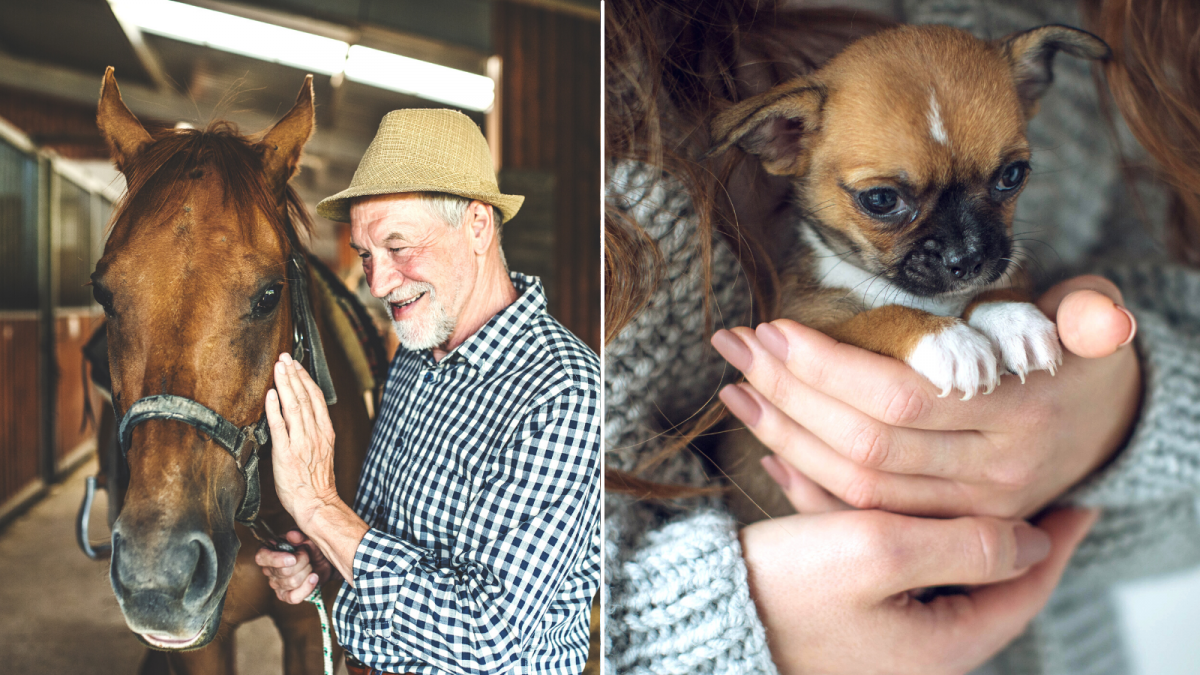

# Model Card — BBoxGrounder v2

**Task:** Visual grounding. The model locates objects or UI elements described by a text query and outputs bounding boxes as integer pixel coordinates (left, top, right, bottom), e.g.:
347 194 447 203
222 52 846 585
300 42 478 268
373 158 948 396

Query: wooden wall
0 315 42 509
493 2 601 352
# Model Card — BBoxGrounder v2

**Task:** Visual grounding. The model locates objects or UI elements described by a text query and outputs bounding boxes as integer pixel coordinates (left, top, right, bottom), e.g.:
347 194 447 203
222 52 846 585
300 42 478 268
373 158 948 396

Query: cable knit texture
605 2 1200 673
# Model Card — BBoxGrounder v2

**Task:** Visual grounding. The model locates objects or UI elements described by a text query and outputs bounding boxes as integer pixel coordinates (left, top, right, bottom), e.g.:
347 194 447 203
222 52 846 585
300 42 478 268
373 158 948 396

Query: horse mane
109 120 313 251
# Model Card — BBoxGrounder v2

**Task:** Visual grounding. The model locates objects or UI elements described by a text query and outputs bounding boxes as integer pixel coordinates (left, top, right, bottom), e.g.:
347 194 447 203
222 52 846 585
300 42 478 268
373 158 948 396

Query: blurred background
0 0 599 672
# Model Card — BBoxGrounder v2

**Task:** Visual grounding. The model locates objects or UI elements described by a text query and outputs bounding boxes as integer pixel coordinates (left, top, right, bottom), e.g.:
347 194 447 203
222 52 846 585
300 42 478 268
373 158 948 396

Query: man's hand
265 352 341 528
743 507 1098 674
255 530 336 604
713 275 1142 518
264 353 370 584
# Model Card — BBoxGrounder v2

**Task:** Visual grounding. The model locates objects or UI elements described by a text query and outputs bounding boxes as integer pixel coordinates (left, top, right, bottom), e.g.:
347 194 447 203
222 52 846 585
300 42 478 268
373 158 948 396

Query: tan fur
711 24 1106 525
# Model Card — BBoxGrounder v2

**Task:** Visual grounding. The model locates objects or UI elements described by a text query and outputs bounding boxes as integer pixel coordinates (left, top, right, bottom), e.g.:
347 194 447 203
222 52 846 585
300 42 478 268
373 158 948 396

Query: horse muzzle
109 520 237 650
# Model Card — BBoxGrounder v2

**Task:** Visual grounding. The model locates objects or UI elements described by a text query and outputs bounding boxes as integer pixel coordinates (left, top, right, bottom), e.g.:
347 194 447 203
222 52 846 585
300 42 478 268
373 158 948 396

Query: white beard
385 283 456 351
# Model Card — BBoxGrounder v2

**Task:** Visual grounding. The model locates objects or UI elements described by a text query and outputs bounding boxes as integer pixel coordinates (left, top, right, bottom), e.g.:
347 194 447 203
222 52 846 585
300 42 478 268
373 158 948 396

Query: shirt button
424 372 434 383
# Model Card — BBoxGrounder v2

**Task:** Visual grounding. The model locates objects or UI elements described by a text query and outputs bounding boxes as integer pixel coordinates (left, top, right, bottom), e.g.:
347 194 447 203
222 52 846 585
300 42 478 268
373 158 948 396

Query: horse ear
708 78 825 176
260 75 315 191
97 67 153 173
998 25 1110 118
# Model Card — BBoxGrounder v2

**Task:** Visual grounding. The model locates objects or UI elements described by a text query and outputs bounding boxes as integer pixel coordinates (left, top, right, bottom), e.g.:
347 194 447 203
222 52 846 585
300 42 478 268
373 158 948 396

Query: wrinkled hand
742 507 1098 674
265 353 340 528
254 530 336 604
715 275 1142 518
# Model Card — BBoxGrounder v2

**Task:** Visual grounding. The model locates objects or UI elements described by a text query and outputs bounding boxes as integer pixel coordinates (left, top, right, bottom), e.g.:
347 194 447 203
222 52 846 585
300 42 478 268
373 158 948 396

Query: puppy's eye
253 283 284 316
858 188 904 216
996 162 1029 191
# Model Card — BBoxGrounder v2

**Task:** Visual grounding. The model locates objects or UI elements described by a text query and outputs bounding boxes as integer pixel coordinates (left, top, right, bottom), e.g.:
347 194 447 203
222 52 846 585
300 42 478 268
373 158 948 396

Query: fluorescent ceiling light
108 0 495 111
345 45 494 112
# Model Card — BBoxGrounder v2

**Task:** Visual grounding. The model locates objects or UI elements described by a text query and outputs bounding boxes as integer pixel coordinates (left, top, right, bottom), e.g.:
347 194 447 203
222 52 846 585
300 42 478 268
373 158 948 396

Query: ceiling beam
0 51 371 166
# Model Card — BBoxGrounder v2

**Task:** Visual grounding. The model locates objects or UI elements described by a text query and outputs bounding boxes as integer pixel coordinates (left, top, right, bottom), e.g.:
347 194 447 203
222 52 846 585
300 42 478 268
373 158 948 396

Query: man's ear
97 67 153 174
466 201 496 254
998 24 1110 118
708 78 824 176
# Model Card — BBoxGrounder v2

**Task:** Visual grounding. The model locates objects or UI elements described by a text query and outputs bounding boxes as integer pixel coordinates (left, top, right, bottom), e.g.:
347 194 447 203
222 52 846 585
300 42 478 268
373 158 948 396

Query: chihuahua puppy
710 24 1110 522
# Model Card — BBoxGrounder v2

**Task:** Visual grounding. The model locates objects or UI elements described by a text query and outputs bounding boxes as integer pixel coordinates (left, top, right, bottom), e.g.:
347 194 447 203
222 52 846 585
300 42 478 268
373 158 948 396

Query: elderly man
256 109 600 675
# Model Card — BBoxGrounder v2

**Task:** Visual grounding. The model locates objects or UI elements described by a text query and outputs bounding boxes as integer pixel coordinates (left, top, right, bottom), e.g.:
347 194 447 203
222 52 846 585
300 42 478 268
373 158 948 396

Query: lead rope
305 588 334 675
259 531 333 675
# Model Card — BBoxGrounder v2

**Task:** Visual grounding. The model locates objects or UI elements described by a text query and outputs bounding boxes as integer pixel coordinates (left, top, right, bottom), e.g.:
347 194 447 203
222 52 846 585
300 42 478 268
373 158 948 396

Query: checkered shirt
332 272 601 675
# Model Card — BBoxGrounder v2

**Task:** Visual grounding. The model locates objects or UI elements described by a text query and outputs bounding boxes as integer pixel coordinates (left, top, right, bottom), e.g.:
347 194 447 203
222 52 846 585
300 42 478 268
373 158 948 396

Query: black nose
110 525 220 615
943 249 984 280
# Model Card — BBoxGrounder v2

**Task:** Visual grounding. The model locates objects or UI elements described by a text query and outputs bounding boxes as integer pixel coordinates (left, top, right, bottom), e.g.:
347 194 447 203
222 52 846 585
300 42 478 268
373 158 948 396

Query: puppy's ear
998 24 1110 118
708 78 824 176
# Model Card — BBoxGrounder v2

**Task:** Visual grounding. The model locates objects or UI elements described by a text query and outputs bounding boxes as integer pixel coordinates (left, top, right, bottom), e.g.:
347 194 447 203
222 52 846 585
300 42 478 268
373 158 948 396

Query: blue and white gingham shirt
333 272 600 675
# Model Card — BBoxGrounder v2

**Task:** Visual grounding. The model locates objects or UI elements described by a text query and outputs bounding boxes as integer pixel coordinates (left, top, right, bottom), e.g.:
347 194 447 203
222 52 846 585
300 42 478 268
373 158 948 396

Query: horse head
93 68 314 650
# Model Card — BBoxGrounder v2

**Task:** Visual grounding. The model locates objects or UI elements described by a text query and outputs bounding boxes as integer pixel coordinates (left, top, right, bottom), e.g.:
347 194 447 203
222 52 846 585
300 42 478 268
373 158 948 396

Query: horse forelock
108 120 313 253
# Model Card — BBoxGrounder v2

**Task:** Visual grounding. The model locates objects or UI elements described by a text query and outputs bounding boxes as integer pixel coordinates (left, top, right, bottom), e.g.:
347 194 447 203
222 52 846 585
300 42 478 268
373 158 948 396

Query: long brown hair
1082 0 1200 265
604 0 891 496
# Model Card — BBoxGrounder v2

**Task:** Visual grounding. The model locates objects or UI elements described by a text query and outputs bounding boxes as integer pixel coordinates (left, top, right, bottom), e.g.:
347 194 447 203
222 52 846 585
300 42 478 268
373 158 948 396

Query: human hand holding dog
714 274 1141 519
741 507 1097 674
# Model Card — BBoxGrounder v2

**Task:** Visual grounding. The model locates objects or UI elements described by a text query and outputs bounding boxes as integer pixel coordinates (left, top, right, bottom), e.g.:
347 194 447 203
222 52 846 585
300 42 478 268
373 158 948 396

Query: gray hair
415 192 507 269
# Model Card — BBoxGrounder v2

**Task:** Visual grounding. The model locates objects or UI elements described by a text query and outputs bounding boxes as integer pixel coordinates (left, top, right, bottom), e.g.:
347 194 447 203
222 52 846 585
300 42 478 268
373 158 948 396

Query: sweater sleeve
1060 263 1200 584
605 499 779 675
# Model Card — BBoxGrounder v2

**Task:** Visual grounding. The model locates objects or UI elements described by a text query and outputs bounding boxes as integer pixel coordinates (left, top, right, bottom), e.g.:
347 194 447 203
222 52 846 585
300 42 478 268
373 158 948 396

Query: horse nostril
182 535 219 612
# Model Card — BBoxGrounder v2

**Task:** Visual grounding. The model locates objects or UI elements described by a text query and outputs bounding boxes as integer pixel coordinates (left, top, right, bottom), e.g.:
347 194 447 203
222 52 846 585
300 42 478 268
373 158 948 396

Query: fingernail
719 383 762 427
757 323 789 362
760 455 790 490
712 330 752 371
1116 305 1137 347
1013 524 1052 569
309 574 319 585
284 556 295 566
281 352 293 364
293 360 302 371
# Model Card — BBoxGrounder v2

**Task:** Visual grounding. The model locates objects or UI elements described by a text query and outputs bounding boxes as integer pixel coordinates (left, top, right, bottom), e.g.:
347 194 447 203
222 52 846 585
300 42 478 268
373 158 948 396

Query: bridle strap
117 394 268 524
289 253 337 405
114 251 338 527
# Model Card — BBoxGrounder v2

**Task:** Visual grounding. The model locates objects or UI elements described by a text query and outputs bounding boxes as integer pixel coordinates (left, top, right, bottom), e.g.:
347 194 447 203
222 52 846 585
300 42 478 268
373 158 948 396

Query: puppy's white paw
967 302 1063 382
905 322 1000 400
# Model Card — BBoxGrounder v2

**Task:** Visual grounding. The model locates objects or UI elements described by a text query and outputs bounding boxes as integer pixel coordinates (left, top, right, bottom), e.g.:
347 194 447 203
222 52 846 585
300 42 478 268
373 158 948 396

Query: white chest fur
802 225 1005 318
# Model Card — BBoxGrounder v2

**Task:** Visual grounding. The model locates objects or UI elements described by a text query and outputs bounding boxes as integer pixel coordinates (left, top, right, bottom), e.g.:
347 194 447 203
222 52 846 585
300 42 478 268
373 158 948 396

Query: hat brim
317 183 525 225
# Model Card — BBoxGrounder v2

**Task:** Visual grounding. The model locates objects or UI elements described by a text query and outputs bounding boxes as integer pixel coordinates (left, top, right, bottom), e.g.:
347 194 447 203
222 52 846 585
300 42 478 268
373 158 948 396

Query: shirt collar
412 272 546 374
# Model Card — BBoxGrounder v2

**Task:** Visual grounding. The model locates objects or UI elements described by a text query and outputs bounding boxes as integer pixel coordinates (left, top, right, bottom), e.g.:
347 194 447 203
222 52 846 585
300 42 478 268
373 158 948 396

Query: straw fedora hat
317 109 524 224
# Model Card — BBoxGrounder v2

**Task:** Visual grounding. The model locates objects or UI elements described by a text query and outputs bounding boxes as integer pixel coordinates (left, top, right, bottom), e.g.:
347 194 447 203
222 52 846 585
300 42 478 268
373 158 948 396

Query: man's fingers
279 573 321 604
264 389 288 449
278 354 318 437
291 359 336 442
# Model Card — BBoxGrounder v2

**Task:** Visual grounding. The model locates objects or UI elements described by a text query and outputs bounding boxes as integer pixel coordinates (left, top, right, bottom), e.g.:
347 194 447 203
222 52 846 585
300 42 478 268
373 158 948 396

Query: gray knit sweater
604 2 1200 674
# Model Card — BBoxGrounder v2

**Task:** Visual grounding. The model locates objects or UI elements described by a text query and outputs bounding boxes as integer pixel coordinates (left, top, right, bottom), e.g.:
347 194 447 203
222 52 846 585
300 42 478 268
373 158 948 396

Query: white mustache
384 283 435 307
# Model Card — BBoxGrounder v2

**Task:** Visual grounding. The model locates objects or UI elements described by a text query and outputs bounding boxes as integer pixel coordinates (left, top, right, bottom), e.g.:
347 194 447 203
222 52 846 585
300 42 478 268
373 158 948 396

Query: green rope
305 588 334 675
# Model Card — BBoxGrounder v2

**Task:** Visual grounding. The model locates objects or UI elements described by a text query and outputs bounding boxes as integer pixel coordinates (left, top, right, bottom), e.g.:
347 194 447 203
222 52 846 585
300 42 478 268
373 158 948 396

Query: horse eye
858 188 903 217
93 285 115 317
253 284 284 316
997 162 1029 191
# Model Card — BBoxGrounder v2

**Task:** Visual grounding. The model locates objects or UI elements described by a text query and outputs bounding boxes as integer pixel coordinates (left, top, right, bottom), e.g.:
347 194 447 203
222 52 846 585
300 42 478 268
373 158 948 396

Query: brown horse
93 69 375 674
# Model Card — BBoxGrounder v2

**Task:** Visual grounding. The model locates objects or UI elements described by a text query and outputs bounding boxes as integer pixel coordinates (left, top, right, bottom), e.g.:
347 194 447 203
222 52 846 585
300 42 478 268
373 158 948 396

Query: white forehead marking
927 91 950 146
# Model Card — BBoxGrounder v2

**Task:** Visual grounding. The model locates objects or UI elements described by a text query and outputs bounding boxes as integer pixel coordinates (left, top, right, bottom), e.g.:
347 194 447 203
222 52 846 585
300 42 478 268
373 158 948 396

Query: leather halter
116 252 337 527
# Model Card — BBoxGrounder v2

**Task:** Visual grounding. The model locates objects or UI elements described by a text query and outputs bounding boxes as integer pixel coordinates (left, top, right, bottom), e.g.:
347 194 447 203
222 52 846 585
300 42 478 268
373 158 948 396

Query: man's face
349 193 475 351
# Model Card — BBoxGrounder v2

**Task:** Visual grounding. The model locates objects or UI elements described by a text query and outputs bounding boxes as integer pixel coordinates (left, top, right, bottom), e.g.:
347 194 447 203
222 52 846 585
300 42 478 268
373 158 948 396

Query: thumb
1037 275 1136 359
